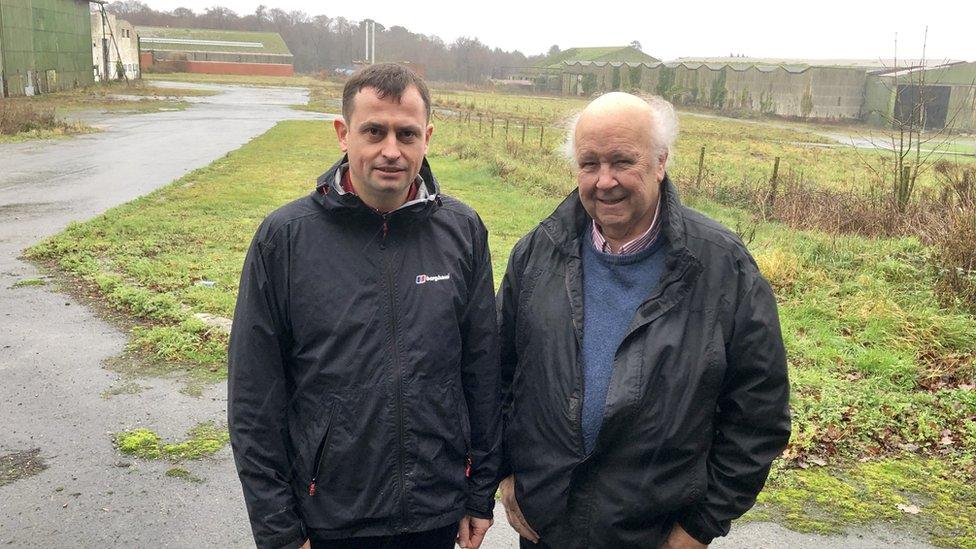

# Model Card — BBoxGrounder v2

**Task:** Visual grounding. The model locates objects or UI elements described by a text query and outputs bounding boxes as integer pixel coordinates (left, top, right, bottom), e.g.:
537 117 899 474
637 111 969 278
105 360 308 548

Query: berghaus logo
416 273 451 284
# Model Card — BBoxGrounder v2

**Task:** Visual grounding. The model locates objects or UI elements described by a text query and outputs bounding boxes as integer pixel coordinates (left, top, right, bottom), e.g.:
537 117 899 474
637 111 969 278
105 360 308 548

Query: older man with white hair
496 92 791 548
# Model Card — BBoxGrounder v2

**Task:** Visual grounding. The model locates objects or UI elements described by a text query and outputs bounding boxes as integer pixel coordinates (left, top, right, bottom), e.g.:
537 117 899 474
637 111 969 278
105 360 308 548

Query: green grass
10 278 47 288
28 91 976 545
114 421 229 461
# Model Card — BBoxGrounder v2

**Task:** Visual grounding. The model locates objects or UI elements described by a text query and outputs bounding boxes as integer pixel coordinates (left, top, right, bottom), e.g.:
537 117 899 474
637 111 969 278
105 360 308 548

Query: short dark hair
342 63 431 123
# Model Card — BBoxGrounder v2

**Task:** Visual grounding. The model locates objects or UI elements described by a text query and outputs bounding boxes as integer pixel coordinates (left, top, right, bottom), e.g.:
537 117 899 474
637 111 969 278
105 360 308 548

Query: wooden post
505 119 510 139
539 124 544 148
765 156 781 217
696 146 706 186
490 118 494 138
479 115 482 133
521 120 526 144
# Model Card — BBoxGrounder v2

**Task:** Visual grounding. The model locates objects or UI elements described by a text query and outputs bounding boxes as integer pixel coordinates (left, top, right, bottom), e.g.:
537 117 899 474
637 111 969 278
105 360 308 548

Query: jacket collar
541 173 688 257
313 155 441 218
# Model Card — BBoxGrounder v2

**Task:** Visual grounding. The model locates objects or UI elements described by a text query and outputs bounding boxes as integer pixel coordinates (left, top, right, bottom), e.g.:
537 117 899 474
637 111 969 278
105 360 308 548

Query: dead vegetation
0 101 77 136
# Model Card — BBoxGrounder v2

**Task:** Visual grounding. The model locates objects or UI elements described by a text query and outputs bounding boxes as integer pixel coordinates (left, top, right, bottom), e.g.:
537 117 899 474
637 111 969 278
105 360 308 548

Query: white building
91 12 140 82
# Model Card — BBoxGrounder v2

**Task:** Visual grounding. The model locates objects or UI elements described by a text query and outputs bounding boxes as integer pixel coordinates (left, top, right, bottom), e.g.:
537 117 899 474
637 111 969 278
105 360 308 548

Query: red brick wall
185 60 294 76
145 59 294 76
140 52 154 67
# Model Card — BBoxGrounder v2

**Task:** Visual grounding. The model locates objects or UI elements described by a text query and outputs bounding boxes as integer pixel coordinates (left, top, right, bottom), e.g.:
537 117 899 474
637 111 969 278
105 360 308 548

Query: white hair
561 94 678 168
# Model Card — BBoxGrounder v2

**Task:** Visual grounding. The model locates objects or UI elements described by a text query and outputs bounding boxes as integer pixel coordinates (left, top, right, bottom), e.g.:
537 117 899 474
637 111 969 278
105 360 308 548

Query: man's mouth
375 166 405 174
597 196 625 205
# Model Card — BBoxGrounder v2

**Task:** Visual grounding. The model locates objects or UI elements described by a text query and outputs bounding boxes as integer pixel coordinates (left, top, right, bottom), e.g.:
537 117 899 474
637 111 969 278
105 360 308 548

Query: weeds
0 102 87 138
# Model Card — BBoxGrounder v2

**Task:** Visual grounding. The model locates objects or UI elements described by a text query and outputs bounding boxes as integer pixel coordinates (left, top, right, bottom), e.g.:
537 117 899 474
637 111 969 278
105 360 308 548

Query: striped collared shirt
591 200 662 254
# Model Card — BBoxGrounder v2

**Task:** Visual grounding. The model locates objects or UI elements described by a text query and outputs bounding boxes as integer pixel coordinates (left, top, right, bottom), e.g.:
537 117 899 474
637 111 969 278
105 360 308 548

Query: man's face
574 108 666 242
334 85 433 210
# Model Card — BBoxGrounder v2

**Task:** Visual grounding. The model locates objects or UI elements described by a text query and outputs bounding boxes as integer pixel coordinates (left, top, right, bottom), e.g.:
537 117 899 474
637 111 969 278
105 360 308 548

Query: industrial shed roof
135 26 292 55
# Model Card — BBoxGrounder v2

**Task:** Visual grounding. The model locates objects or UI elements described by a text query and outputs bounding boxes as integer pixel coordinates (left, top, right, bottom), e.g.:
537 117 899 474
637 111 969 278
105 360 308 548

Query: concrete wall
0 0 93 97
90 12 139 82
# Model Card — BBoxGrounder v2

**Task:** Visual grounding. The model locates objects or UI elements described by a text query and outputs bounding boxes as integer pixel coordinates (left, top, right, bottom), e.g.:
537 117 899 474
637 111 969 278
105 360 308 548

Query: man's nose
595 163 616 189
381 134 400 160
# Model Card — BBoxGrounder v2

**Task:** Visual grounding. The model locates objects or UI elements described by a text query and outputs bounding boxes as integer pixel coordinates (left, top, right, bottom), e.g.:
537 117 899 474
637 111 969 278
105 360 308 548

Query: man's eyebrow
357 121 385 131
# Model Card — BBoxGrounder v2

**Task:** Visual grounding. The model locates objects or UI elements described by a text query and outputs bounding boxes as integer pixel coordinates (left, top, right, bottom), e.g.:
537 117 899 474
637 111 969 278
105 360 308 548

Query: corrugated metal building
0 0 94 97
558 55 976 130
865 62 976 131
137 26 294 77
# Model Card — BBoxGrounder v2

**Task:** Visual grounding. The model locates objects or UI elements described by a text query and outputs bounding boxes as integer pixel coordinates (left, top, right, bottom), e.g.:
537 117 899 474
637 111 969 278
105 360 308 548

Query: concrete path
0 82 933 548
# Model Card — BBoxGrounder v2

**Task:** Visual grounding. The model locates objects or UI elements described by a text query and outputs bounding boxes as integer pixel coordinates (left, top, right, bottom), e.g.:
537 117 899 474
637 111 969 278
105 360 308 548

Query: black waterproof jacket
228 157 501 549
497 176 790 548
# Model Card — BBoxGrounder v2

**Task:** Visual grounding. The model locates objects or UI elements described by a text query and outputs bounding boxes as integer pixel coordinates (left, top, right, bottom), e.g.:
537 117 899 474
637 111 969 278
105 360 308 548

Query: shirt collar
591 199 662 255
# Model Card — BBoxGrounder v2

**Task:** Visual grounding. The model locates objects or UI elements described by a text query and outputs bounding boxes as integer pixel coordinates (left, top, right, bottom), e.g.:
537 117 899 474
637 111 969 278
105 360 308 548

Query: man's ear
423 123 434 154
656 151 669 182
334 118 349 152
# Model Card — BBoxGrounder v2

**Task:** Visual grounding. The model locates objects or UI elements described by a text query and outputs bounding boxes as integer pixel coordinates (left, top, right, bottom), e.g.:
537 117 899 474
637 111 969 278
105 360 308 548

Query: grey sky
141 0 976 62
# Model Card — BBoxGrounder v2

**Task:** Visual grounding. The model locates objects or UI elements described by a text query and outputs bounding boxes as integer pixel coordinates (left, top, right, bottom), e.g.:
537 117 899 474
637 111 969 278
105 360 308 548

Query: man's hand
457 515 492 549
660 523 707 549
499 474 540 543
300 540 311 549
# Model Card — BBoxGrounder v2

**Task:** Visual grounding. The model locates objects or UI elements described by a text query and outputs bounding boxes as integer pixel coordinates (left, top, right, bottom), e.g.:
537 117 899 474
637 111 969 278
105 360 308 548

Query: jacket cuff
255 521 306 549
465 494 496 520
675 507 720 545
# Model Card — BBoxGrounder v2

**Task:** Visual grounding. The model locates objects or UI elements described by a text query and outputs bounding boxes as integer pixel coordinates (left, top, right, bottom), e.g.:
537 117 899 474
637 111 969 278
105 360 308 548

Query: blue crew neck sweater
580 228 667 454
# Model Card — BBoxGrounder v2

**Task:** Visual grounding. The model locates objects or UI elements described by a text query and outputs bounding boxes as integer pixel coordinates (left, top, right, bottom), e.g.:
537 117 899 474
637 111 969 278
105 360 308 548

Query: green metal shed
0 0 94 97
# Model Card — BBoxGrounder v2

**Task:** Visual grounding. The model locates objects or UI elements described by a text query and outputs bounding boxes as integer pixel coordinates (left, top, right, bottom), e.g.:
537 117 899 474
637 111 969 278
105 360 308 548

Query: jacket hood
313 154 441 218
540 173 689 257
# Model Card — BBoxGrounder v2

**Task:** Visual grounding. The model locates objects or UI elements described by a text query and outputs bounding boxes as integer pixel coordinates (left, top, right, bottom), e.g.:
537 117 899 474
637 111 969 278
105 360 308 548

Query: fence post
696 146 706 186
505 119 510 139
491 118 494 138
765 156 781 218
479 115 482 133
522 120 526 145
539 124 544 148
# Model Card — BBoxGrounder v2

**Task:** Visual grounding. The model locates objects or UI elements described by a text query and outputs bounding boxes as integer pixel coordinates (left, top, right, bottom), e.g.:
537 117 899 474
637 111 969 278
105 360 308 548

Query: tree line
106 1 541 83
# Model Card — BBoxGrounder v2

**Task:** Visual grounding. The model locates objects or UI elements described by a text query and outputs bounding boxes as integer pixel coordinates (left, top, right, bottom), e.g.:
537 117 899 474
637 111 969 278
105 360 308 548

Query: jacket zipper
382 216 409 528
308 406 336 496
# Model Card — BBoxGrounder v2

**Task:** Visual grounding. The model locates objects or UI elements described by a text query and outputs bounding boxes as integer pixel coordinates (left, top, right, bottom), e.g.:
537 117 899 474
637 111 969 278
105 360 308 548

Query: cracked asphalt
0 82 933 548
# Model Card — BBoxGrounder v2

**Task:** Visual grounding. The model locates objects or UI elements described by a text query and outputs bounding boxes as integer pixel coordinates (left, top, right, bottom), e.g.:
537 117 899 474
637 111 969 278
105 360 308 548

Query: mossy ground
165 466 204 483
10 278 46 288
114 422 229 462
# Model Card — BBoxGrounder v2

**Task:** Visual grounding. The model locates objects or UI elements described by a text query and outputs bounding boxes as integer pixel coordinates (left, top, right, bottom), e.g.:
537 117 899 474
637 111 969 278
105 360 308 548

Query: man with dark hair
229 63 500 549
497 92 790 548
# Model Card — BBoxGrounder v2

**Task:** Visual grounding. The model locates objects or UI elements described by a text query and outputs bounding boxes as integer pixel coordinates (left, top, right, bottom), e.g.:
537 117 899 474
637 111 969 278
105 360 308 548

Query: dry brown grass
0 101 65 135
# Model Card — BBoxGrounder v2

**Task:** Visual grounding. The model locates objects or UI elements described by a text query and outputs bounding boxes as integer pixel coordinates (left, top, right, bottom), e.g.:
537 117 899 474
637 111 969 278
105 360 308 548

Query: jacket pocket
306 402 337 497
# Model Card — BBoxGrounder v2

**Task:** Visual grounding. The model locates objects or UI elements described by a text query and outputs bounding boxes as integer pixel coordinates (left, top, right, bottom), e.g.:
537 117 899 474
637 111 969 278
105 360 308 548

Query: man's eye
580 161 597 169
615 159 634 167
399 131 417 140
366 127 381 136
